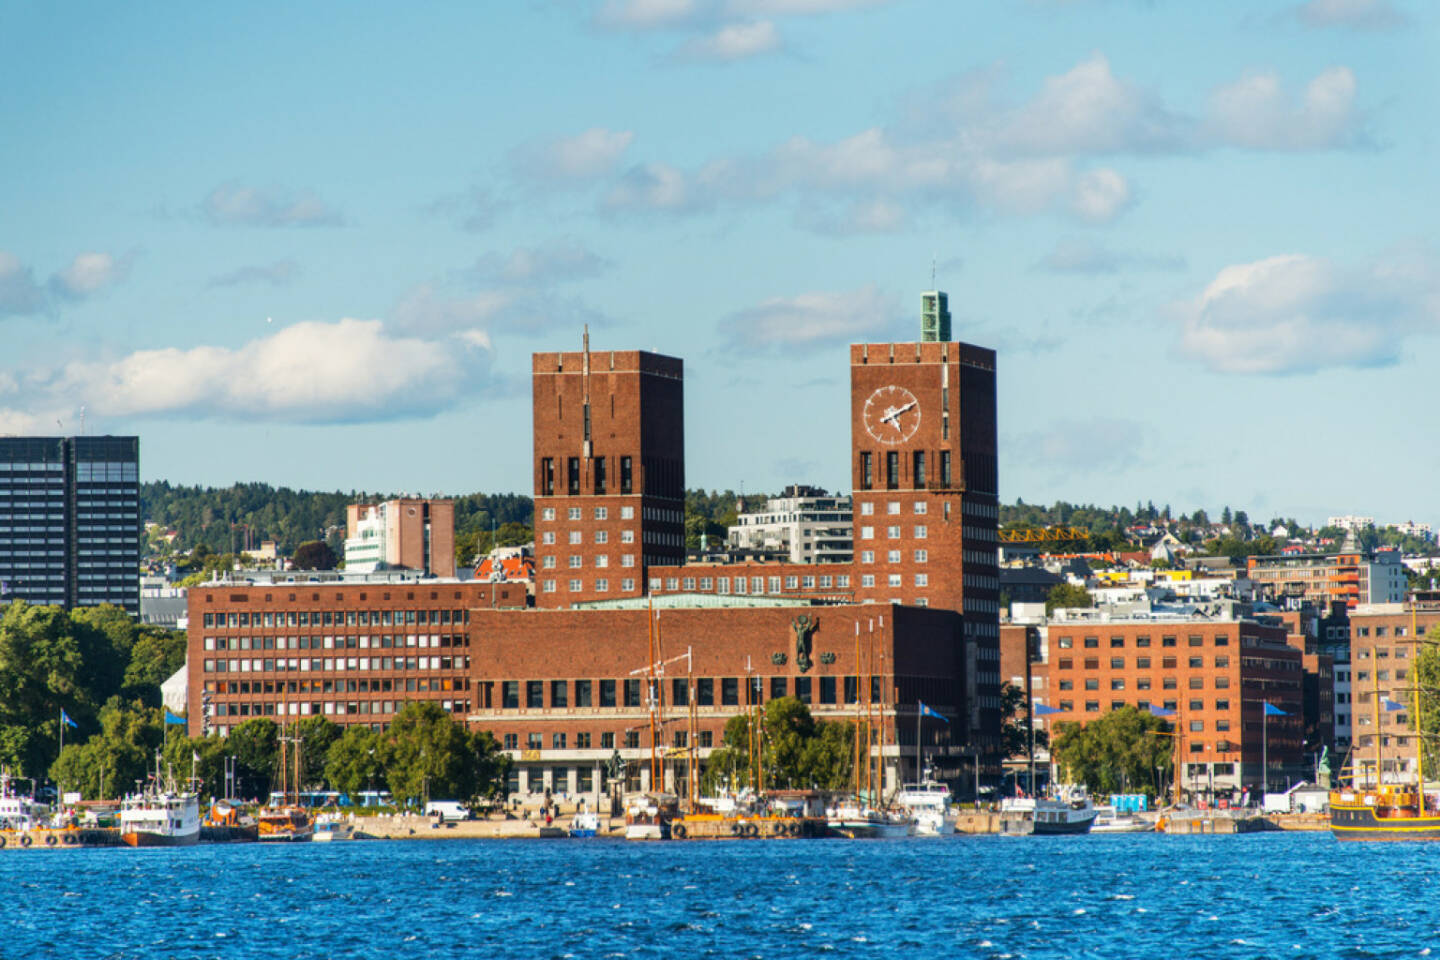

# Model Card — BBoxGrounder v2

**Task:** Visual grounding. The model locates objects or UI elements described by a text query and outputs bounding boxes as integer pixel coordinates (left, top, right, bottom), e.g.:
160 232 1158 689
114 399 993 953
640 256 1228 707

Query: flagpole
1262 704 1268 798
58 709 64 758
915 706 922 787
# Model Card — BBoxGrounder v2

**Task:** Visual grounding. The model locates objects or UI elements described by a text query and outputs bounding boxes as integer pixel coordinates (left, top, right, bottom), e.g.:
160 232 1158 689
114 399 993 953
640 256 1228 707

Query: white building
1388 520 1435 542
1328 515 1375 532
727 485 852 564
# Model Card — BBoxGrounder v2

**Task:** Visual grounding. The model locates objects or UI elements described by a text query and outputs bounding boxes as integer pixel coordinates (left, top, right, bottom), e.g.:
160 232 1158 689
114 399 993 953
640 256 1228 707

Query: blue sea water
5 833 1438 959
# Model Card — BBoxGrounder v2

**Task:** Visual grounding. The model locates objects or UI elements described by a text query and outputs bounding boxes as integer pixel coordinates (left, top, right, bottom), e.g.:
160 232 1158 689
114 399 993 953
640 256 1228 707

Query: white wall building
727 486 853 564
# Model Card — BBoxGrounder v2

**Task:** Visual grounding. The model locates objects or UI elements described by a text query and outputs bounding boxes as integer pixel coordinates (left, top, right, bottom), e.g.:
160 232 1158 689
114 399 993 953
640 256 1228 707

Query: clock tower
849 291 1001 728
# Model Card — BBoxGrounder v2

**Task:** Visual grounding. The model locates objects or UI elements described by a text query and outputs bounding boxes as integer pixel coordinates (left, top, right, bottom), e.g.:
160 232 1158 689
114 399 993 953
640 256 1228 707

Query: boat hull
624 823 669 841
122 828 200 848
1330 802 1440 841
257 828 315 842
827 820 911 839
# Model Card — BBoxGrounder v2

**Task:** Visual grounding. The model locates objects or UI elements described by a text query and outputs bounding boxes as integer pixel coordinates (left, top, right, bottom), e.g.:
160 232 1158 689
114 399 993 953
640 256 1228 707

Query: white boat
120 755 201 848
896 768 956 837
999 786 1097 836
570 809 600 838
825 800 912 839
1090 805 1154 834
624 794 675 840
0 770 47 833
311 811 354 842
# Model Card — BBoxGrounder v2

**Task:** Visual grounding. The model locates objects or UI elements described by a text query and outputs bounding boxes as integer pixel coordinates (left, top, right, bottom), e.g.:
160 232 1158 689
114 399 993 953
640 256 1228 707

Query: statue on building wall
793 614 817 673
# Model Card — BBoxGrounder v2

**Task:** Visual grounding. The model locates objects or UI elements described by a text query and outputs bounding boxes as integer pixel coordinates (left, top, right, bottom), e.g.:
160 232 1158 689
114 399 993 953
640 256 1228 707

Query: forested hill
139 482 531 557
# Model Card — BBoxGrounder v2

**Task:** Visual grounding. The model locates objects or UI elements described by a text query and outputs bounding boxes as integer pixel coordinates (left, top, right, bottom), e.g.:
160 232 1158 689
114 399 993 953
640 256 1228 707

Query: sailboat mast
1373 669 1383 788
646 599 658 793
853 622 862 799
1414 600 1424 812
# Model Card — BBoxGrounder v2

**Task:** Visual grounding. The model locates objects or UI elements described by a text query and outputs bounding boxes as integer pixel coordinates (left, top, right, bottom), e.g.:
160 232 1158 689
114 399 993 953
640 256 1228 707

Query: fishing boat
999 786 1097 836
120 751 202 848
0 769 46 834
895 765 955 837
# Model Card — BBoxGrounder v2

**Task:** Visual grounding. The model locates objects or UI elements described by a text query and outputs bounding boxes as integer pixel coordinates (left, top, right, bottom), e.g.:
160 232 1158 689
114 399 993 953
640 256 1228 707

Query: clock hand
881 401 916 426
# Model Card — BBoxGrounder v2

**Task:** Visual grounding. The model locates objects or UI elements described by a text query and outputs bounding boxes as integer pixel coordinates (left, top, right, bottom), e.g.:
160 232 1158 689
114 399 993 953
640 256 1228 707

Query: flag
193 750 201 763
1033 703 1065 716
164 710 187 725
1263 702 1288 717
1381 698 1405 713
1147 704 1177 718
918 702 949 723
59 708 77 728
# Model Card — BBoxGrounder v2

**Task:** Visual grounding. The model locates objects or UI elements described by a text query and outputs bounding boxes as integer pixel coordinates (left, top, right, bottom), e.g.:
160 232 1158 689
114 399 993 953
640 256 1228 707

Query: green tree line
701 697 854 794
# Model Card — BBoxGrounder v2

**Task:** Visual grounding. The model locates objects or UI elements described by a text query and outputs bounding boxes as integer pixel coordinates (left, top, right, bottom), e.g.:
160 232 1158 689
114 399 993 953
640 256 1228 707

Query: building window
819 676 837 704
624 679 641 707
888 574 902 587
861 502 875 516
569 556 583 569
621 506 634 519
721 677 739 705
860 452 873 490
552 733 567 749
503 733 517 750
941 451 951 486
914 574 928 587
888 501 901 515
551 680 568 708
526 681 544 709
914 501 927 515
860 526 874 540
601 732 615 749
914 525 927 539
595 531 608 544
600 679 616 707
914 549 928 562
595 578 609 592
697 678 714 705
620 456 633 495
913 451 926 487
887 526 900 539
576 680 592 707
862 575 875 587
568 507 582 520
887 550 900 563
542 532 556 545
568 579 582 592
502 681 519 709
886 451 899 490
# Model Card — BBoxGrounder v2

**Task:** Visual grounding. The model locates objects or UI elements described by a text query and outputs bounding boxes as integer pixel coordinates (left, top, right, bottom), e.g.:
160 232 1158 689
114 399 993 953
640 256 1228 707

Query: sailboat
827 617 909 838
256 730 314 842
120 750 201 847
1330 611 1440 840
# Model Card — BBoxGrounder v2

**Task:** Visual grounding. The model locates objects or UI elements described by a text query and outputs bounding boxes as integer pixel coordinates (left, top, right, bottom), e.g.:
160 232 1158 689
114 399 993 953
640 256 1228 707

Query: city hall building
187 292 1005 797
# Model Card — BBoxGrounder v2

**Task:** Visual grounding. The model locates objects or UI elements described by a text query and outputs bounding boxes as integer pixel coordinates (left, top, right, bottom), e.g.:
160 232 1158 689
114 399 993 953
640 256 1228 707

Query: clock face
863 385 921 444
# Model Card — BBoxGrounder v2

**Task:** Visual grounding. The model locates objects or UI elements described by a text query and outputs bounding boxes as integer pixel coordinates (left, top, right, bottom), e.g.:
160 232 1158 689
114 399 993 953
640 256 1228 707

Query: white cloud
1292 0 1407 29
49 251 135 300
996 53 1187 156
207 259 301 288
0 252 46 316
596 0 701 28
1203 67 1362 151
717 285 903 353
512 128 636 183
1176 251 1440 375
676 20 781 60
470 241 613 284
0 318 490 425
602 162 699 212
203 182 344 228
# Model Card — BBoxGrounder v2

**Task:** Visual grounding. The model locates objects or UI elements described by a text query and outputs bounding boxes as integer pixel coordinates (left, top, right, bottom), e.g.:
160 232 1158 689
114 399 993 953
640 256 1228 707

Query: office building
0 435 140 614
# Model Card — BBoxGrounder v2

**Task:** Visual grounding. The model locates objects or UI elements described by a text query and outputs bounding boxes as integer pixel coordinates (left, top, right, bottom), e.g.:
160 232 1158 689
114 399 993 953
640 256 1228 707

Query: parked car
424 800 471 821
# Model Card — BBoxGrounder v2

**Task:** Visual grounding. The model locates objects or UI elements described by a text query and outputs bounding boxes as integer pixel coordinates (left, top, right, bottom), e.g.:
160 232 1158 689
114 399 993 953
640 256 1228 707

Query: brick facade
532 347 684 607
1037 617 1304 795
187 579 525 738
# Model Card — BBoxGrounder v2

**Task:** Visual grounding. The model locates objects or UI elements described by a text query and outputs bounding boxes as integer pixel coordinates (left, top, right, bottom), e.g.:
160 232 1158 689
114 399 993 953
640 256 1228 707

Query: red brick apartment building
1346 600 1440 783
187 576 525 737
1034 614 1304 798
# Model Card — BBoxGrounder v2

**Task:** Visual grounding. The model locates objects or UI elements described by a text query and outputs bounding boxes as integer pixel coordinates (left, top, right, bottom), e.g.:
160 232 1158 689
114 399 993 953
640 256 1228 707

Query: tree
1045 582 1093 615
293 716 342 789
378 703 510 805
1000 682 1048 759
226 717 279 800
291 540 337 571
1050 706 1172 799
1409 626 1440 777
49 698 162 800
701 697 853 794
324 725 384 797
122 629 187 704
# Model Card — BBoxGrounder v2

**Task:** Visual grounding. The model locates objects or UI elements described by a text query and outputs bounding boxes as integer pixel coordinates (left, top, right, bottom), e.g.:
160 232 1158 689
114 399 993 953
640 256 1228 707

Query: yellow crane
997 526 1090 544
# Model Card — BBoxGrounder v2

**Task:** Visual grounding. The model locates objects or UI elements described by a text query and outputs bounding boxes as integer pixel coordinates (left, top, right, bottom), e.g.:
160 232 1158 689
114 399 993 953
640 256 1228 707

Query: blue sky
1 0 1435 526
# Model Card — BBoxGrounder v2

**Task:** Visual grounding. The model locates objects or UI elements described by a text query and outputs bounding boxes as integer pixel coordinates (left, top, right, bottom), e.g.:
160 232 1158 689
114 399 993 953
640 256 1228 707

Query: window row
493 675 883 710
202 655 469 674
204 608 466 628
1055 655 1231 670
1054 634 1231 649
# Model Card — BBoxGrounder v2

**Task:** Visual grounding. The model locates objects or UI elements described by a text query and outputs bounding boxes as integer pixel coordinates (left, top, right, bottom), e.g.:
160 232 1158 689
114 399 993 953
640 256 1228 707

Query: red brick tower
849 335 1001 730
532 335 685 608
